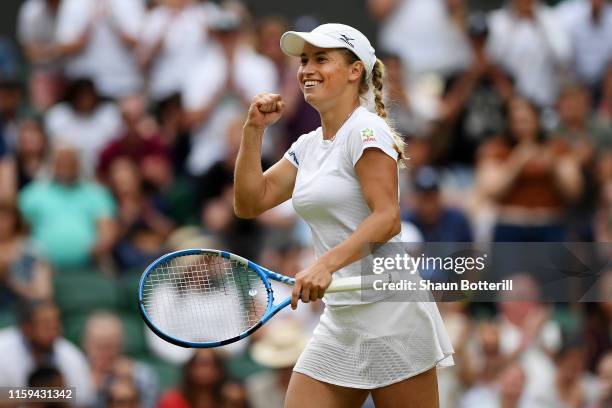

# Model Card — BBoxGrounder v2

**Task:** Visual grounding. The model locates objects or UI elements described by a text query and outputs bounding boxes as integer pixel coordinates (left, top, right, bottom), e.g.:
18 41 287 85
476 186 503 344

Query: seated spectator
82 311 158 408
402 166 473 242
0 79 23 152
157 349 227 408
0 118 49 202
18 145 116 270
105 378 141 408
540 339 599 407
0 201 52 309
26 365 69 408
553 83 612 160
0 299 94 406
138 0 212 102
97 94 171 184
183 7 278 176
436 12 514 167
476 98 582 242
246 320 308 408
107 158 174 270
486 0 571 107
17 0 64 112
497 273 562 405
45 78 122 178
555 0 612 95
55 0 145 99
460 361 533 408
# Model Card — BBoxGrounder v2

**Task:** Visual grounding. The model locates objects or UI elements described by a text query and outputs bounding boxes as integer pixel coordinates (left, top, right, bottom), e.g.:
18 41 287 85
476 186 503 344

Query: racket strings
141 253 269 343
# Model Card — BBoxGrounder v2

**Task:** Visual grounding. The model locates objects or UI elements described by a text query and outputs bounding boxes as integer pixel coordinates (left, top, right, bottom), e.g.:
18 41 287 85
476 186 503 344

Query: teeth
304 80 320 87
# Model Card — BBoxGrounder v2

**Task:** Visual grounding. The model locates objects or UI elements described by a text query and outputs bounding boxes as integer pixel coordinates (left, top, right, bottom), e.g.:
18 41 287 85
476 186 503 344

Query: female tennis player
234 23 453 407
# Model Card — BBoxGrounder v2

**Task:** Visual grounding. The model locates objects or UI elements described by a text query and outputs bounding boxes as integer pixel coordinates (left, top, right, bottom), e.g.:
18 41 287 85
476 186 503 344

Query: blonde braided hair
342 50 407 166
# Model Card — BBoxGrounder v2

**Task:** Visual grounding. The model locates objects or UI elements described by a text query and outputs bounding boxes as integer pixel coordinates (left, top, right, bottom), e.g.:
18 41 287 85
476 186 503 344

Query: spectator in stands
82 311 158 408
18 145 117 270
138 0 212 103
105 378 141 408
368 0 472 79
220 381 249 408
0 299 95 406
97 94 171 184
436 12 514 167
55 0 146 99
0 79 23 153
402 166 473 242
553 83 612 158
45 78 122 178
0 201 52 309
17 0 63 112
497 273 562 405
0 118 48 202
486 0 571 107
246 320 308 408
26 365 69 408
460 361 532 408
182 6 277 176
477 98 582 242
107 158 174 270
583 272 612 372
556 0 612 96
157 349 227 408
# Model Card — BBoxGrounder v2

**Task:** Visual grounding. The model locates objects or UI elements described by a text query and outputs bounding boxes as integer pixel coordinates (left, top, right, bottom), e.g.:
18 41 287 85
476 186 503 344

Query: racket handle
326 273 393 293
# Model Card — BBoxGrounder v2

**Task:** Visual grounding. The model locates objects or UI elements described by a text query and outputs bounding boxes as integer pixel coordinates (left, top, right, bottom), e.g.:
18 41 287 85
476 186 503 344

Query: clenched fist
245 93 285 130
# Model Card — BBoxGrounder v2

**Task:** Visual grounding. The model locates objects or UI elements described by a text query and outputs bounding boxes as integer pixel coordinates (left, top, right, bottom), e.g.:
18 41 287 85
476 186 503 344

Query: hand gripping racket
138 249 392 348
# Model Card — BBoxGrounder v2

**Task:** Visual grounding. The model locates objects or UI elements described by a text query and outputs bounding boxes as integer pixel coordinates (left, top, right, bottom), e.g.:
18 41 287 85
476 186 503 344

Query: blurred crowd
0 0 611 407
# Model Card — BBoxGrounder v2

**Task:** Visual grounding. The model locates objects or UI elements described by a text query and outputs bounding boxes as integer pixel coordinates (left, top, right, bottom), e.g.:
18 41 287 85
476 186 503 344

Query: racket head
138 249 274 348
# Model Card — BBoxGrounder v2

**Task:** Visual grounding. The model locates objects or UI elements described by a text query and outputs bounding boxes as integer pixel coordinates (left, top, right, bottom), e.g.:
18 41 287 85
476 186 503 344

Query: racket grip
326 274 393 293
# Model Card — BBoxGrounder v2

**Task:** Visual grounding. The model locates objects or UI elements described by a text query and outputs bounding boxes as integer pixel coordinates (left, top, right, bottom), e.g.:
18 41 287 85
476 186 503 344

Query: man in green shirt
19 145 116 269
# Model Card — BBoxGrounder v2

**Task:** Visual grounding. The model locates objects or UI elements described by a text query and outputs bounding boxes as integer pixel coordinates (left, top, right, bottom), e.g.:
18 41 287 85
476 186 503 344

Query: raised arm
234 93 297 218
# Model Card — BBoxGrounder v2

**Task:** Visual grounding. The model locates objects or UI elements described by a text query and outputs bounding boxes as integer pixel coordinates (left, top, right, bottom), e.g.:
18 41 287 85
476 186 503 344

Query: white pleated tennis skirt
293 295 455 389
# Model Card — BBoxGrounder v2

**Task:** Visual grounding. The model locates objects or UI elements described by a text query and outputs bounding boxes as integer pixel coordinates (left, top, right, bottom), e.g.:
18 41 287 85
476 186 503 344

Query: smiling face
297 44 364 112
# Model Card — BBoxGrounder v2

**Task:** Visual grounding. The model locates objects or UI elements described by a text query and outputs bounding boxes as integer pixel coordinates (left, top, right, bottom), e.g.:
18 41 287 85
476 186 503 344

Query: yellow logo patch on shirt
360 128 376 143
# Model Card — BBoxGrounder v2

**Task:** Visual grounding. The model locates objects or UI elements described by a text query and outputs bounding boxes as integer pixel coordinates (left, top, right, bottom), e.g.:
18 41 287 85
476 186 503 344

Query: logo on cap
338 34 355 48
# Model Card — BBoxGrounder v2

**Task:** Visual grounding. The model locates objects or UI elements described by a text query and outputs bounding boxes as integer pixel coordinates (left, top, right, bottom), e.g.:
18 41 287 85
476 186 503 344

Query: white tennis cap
280 23 376 77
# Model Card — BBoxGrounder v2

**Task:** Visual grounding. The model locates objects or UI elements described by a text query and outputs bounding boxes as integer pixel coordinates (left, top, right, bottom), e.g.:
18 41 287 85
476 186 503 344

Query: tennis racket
138 248 392 348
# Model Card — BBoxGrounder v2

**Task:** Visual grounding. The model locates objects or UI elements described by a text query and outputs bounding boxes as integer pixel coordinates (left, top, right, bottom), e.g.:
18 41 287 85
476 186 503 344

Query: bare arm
291 149 401 308
234 93 296 218
368 0 401 21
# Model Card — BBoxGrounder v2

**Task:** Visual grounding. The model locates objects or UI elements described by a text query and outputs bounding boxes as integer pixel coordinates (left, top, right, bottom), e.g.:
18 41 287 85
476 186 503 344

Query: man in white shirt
182 9 278 176
56 0 145 99
138 0 213 102
556 0 612 89
486 0 572 107
0 300 95 406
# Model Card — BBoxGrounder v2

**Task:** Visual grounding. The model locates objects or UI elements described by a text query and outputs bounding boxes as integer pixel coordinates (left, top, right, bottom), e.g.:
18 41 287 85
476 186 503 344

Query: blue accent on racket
138 249 366 348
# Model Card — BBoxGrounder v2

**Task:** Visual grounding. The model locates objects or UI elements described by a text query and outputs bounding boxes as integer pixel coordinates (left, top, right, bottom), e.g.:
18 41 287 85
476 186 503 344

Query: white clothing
0 327 95 406
378 0 472 78
140 3 211 101
56 0 145 98
284 106 400 305
460 385 535 408
555 0 612 85
293 293 454 388
45 102 122 177
486 5 572 107
18 0 56 46
183 44 278 176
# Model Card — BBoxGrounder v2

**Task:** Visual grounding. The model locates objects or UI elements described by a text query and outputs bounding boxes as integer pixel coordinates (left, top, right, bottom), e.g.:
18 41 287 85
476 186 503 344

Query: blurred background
0 0 611 407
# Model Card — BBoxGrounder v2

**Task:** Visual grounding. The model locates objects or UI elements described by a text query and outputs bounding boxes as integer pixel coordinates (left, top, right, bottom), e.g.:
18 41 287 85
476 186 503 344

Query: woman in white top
234 23 453 407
